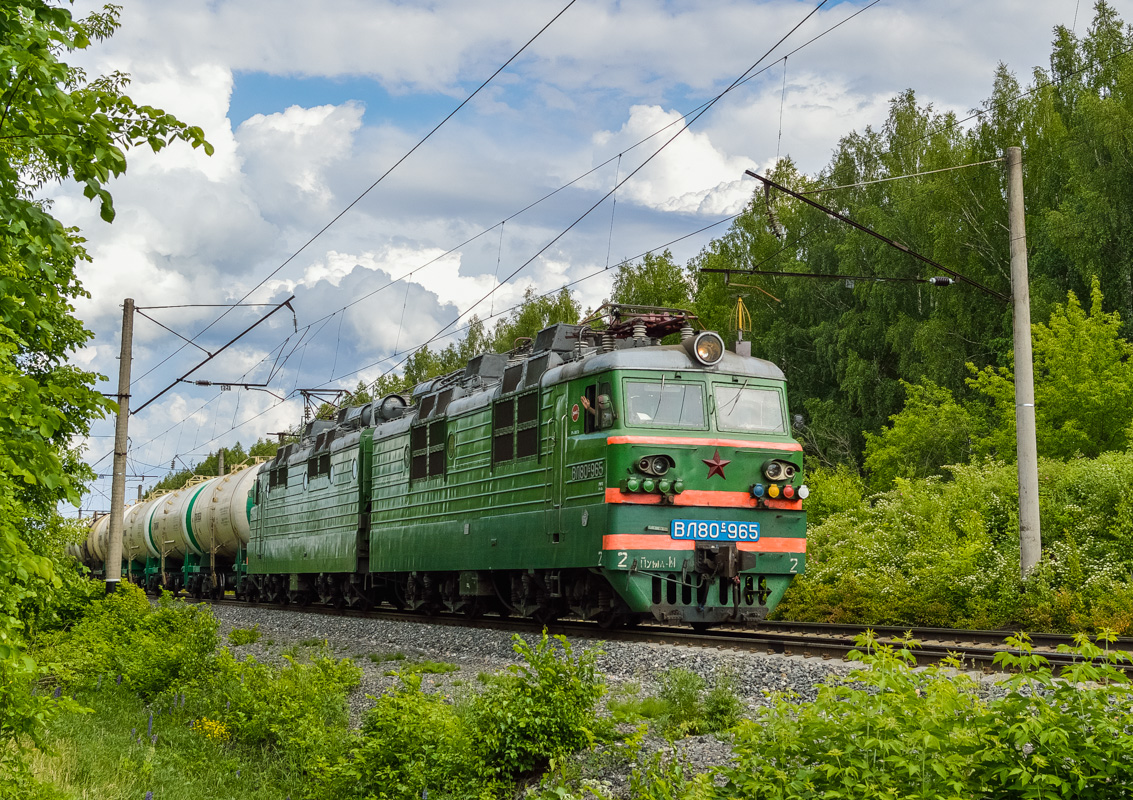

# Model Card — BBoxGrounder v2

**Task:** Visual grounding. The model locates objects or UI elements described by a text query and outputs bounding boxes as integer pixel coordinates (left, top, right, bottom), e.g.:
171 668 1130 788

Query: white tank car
190 464 260 558
149 480 211 560
85 512 111 562
123 497 161 563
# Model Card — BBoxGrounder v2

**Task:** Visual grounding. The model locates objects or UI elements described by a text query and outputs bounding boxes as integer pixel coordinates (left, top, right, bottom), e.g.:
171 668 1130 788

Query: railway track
207 598 1133 674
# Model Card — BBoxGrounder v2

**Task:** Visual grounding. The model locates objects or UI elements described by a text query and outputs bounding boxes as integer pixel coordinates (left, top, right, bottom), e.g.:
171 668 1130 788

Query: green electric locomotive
246 306 807 628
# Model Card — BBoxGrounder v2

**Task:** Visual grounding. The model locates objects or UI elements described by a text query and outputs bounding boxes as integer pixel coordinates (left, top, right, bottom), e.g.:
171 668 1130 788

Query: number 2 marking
618 551 629 568
790 557 799 574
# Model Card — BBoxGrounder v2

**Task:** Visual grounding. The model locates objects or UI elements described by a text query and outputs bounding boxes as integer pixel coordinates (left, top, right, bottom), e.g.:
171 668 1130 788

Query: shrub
777 453 1133 633
172 647 360 763
469 632 604 779
38 583 218 696
314 674 484 800
715 631 1133 798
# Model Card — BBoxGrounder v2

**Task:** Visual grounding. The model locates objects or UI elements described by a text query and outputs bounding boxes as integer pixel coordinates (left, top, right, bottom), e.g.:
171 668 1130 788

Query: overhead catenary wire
92 208 748 485
375 0 833 383
93 0 879 458
294 0 879 336
128 0 580 388
801 157 1006 195
91 3 1126 490
86 0 880 478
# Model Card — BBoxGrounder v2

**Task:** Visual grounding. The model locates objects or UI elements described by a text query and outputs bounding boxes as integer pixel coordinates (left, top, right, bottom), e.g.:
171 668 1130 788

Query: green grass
299 638 325 648
29 688 312 800
606 681 667 724
227 626 260 646
384 659 459 676
367 651 406 664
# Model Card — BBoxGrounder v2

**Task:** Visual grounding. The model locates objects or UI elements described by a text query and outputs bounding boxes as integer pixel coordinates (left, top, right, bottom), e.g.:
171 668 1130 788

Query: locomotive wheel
595 609 624 630
690 621 713 633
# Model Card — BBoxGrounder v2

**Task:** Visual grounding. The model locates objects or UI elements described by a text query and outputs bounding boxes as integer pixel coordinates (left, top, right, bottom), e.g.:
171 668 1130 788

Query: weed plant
228 625 261 645
367 651 406 663
607 668 742 737
713 630 1133 799
35 584 217 697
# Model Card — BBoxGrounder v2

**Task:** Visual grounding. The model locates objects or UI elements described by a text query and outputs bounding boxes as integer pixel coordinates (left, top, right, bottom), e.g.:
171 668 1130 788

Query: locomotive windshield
714 384 787 434
624 380 706 427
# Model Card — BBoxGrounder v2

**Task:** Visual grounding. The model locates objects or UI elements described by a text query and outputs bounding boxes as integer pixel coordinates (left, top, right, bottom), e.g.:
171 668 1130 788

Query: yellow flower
196 717 231 742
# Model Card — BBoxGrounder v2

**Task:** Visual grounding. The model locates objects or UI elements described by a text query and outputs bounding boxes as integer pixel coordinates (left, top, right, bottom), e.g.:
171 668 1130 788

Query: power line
86 1 878 477
802 157 1005 195
376 0 833 381
296 0 879 335
129 0 579 389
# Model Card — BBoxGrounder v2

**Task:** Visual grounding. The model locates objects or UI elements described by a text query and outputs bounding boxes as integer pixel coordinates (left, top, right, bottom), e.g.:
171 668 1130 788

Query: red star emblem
702 448 730 479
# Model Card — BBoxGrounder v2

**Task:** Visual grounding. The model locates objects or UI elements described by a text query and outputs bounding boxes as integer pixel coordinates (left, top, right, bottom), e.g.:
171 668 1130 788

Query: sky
58 0 1120 511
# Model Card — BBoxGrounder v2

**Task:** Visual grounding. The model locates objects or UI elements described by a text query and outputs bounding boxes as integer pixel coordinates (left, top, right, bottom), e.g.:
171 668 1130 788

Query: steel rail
204 599 1133 675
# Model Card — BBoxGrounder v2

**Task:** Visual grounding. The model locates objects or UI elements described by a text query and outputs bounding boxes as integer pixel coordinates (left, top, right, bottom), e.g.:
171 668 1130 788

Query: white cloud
591 105 757 214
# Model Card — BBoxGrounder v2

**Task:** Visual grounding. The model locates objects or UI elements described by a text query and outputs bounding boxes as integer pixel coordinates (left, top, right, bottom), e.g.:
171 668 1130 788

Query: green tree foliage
0 2 210 784
610 250 693 310
667 3 1133 464
862 380 987 491
970 277 1133 459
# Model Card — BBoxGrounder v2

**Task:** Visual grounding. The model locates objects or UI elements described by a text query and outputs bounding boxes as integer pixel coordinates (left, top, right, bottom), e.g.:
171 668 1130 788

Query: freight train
78 307 808 628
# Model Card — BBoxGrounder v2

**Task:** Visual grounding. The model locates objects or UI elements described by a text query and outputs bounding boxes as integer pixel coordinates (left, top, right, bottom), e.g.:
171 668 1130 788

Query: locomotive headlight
763 460 784 481
636 454 672 476
798 484 810 499
682 331 725 366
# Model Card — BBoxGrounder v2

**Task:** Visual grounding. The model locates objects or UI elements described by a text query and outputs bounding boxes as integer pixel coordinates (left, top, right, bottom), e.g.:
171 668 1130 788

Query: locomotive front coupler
693 541 745 579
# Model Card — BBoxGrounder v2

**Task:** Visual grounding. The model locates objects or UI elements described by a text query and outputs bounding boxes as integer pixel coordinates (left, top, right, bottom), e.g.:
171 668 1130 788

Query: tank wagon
84 306 808 628
82 465 262 598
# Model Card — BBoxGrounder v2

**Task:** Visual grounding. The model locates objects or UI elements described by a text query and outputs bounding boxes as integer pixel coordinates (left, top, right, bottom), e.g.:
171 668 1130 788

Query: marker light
682 331 726 366
672 480 685 494
768 484 781 499
750 483 765 498
798 484 810 499
658 479 672 494
626 476 641 492
642 478 656 493
782 485 796 499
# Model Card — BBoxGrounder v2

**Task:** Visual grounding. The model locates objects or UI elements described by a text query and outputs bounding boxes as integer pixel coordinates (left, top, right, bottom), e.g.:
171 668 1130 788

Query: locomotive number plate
671 519 760 542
